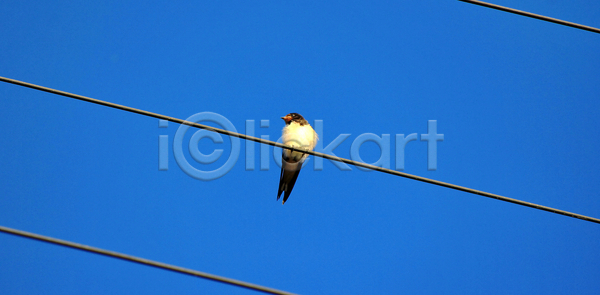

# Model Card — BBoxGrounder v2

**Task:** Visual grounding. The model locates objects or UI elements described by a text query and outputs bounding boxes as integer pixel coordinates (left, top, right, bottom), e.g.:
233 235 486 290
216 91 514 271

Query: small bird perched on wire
277 113 318 204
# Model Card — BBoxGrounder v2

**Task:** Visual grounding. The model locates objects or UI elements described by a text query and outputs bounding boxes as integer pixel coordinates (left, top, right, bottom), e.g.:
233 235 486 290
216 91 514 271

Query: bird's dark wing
277 156 304 204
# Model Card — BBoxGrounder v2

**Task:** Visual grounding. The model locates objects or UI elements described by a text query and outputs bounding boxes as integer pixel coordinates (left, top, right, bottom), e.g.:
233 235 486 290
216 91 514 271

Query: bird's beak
281 115 292 123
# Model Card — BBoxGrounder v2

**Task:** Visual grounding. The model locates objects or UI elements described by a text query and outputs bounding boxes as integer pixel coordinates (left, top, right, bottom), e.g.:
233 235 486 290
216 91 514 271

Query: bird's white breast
282 122 318 150
282 122 318 162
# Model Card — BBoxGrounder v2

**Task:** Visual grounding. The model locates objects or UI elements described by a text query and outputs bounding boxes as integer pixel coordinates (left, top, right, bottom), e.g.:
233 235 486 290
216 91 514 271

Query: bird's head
281 113 306 125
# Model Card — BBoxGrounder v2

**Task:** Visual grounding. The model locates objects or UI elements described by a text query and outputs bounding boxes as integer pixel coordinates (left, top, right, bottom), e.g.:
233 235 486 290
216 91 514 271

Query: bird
277 113 318 204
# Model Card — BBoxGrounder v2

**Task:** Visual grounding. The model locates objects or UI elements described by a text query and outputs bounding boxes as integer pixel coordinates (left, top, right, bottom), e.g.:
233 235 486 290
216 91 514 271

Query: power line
0 225 297 295
459 0 600 34
1 75 599 225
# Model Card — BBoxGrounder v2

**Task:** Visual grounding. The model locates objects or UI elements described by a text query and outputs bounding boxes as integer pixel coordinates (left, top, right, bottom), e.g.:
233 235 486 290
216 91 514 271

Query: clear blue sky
1 1 599 294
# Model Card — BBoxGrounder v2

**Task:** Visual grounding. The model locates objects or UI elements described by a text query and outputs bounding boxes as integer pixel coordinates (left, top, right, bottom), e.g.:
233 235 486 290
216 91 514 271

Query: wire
1 75 599 225
459 0 600 34
0 225 297 295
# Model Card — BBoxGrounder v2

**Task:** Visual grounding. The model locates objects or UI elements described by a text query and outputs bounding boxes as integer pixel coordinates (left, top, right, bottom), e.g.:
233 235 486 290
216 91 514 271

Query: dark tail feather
277 158 303 204
277 185 285 201
277 166 285 201
282 190 292 204
281 168 301 204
